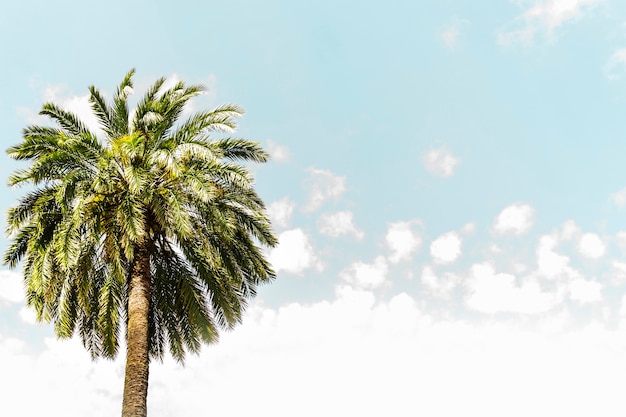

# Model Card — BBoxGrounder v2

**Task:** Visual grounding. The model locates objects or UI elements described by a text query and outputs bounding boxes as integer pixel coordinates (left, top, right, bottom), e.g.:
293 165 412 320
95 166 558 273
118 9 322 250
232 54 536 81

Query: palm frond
39 102 90 137
89 85 112 135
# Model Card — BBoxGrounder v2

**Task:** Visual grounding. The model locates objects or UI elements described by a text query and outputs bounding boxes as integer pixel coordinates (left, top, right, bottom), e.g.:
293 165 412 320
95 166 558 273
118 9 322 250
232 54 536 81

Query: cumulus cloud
430 232 462 264
18 306 37 325
493 203 535 235
612 260 626 284
267 197 296 229
4 287 626 416
561 219 581 240
0 271 24 305
420 265 460 298
618 295 626 317
568 278 603 303
577 233 606 259
318 211 364 240
339 256 388 290
0 335 124 417
268 229 322 274
536 234 570 278
423 148 459 177
465 263 557 314
533 232 604 304
385 221 422 263
266 140 289 162
497 0 601 46
304 168 346 212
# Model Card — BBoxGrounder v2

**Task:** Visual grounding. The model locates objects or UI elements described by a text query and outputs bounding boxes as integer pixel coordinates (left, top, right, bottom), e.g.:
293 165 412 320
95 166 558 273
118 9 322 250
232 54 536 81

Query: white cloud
536 234 570 278
497 0 601 46
617 231 626 251
430 232 462 264
461 222 476 234
304 168 346 212
465 262 557 314
4 289 626 416
525 0 600 30
38 84 104 135
561 219 581 240
267 140 290 162
605 50 626 80
267 197 296 229
160 73 183 94
612 260 626 284
610 186 626 205
385 221 422 263
619 295 626 316
420 265 460 298
423 148 459 177
577 233 606 259
493 203 535 235
0 335 124 417
268 229 322 274
533 232 604 304
488 243 504 254
19 306 37 325
569 278 603 303
0 270 24 305
318 211 364 240
339 256 388 290
441 18 470 50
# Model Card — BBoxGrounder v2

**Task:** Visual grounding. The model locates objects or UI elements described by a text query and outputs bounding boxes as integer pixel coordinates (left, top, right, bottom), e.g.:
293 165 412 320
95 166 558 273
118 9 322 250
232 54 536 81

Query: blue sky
4 0 626 415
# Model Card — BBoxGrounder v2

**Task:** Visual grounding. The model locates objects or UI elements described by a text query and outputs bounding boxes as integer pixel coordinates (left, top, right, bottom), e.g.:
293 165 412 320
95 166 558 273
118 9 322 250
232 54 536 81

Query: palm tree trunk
122 244 151 417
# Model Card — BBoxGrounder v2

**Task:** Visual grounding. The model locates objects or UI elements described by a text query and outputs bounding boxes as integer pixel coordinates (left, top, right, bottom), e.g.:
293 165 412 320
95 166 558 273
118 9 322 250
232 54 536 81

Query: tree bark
122 243 151 417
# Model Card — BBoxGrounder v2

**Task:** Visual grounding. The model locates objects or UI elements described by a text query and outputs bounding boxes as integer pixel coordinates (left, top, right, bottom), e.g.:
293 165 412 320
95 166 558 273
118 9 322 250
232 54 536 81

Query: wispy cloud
610 186 626 205
604 49 626 80
318 210 364 240
303 168 346 212
497 0 602 46
267 140 290 162
440 18 470 50
267 197 296 229
423 148 459 178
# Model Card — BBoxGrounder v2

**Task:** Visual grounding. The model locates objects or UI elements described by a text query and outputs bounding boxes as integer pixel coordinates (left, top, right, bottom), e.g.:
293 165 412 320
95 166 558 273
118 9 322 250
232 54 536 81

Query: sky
4 0 626 415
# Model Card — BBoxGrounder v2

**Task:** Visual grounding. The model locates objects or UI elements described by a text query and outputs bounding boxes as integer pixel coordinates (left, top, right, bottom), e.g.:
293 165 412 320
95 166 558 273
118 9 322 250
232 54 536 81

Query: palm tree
4 69 278 417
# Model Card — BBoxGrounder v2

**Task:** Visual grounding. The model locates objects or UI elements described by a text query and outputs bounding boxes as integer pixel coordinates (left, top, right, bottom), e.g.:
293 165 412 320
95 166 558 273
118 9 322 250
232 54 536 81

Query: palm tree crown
4 69 277 416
